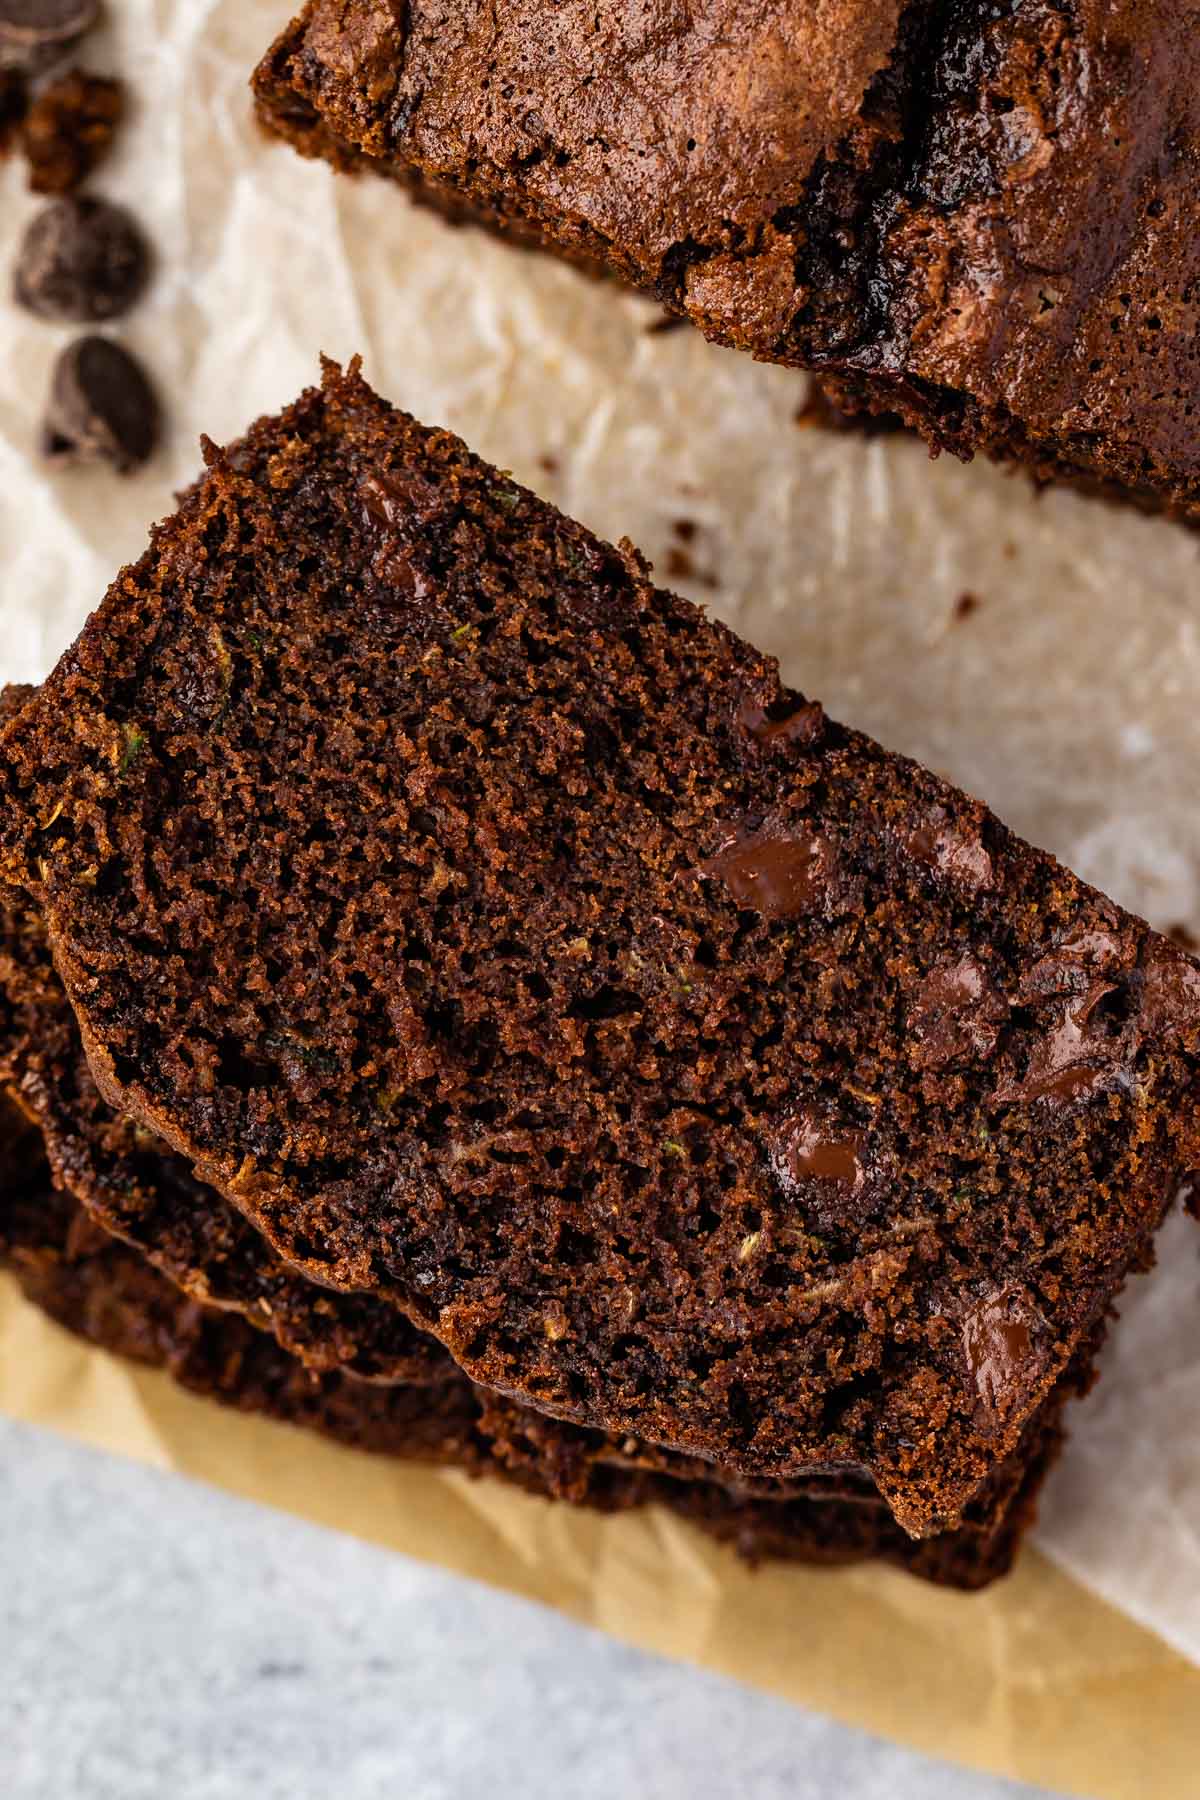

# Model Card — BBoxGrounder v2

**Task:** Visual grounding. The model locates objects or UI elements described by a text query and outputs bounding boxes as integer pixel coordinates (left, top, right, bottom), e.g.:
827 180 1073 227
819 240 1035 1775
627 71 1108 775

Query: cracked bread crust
254 0 1200 518
2 363 1197 1539
253 0 906 275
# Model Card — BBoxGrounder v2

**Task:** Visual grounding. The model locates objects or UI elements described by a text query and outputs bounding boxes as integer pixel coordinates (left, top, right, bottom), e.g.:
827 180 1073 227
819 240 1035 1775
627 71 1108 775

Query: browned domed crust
254 0 905 267
2 363 1196 1537
254 1 1200 519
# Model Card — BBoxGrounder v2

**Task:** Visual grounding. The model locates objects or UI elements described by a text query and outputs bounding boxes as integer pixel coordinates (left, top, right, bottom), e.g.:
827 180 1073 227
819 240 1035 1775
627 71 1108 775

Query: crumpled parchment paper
0 0 1197 1761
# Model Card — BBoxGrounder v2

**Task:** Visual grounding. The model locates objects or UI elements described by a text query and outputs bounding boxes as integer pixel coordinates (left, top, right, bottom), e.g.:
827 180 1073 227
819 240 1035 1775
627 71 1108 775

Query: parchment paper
1 2 1199 1788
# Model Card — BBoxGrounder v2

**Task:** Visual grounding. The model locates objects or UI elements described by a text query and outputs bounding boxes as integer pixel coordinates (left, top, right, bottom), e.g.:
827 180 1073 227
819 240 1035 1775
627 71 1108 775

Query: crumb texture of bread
0 1108 1062 1589
0 882 453 1385
254 1 1200 515
0 898 1080 1528
2 364 1198 1538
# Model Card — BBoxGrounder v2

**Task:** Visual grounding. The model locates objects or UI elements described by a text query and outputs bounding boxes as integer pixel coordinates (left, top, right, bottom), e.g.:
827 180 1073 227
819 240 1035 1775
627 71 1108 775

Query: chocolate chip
960 1289 1046 1432
15 196 149 322
21 66 122 194
905 807 994 893
767 1103 889 1234
909 954 1007 1072
43 335 159 473
0 65 26 148
770 1108 865 1196
1134 939 1200 1038
0 1 99 73
687 825 835 920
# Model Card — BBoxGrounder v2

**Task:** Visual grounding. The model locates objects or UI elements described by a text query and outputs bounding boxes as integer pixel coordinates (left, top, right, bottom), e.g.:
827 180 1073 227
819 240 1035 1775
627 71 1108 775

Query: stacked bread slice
2 365 1197 1587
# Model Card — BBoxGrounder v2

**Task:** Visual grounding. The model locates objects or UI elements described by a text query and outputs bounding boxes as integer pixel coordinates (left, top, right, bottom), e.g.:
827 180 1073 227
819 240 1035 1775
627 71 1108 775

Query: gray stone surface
0 1417 1063 1800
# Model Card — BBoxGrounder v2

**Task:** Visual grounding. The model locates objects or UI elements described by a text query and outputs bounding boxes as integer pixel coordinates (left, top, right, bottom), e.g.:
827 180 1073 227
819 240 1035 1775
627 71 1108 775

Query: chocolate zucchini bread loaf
2 362 1197 1543
254 1 1200 517
0 1108 1070 1587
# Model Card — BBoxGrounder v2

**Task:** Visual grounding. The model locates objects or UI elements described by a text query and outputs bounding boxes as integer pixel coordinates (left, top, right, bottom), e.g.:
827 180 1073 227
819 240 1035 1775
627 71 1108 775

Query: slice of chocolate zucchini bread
2 361 1196 1540
0 879 454 1387
0 1119 1067 1588
0 690 456 1390
0 799 1079 1529
0 866 1036 1518
254 1 1200 518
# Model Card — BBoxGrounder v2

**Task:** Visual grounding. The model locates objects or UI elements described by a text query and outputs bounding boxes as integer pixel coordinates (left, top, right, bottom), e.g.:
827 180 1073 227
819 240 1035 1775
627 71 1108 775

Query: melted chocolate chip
373 548 432 602
766 1105 891 1237
1053 923 1130 968
358 471 442 602
1135 940 1200 1038
737 696 825 750
1011 1062 1105 1105
909 954 1007 1072
906 809 994 893
960 1290 1042 1427
770 1109 866 1198
358 467 442 530
688 827 833 920
994 983 1126 1108
998 928 1200 1111
1019 921 1135 1006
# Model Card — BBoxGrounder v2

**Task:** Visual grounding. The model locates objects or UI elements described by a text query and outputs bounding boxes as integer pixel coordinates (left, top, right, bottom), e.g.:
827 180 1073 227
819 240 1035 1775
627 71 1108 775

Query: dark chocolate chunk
0 64 25 147
766 1103 896 1238
960 1290 1047 1434
994 928 1200 1112
687 825 835 920
993 984 1126 1109
42 335 158 472
905 808 994 894
14 196 149 322
737 696 826 751
0 0 98 72
21 66 121 194
1135 939 1200 1037
771 1109 866 1198
909 955 1007 1073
